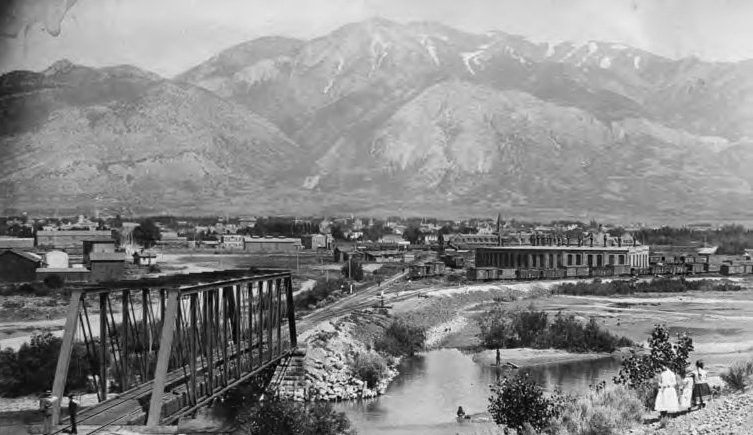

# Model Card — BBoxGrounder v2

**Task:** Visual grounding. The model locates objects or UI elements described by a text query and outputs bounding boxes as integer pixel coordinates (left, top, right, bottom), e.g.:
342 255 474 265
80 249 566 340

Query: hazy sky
1 0 753 77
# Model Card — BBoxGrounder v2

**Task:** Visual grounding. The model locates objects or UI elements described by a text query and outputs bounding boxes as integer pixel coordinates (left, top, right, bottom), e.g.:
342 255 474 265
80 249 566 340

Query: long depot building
475 244 650 269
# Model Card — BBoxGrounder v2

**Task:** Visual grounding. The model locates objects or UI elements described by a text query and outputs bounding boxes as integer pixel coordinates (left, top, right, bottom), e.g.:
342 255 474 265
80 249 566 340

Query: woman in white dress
654 365 679 416
678 372 695 412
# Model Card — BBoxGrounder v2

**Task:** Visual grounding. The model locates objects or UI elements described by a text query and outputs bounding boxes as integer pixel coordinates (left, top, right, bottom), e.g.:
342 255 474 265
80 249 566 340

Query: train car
498 268 517 280
720 264 745 275
651 265 668 275
474 267 499 281
591 267 614 277
576 267 590 278
612 265 631 276
704 263 720 274
631 267 650 276
516 269 541 280
686 263 705 275
669 264 686 275
541 268 567 280
742 263 753 274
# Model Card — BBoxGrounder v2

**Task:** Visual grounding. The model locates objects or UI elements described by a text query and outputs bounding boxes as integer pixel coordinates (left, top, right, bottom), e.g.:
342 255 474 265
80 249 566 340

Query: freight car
612 265 632 276
590 267 614 278
721 264 745 275
685 262 705 274
541 268 567 280
516 269 542 280
565 267 590 278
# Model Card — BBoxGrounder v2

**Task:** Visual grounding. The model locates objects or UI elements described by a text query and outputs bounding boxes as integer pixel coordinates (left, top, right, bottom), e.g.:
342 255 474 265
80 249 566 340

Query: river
333 348 622 435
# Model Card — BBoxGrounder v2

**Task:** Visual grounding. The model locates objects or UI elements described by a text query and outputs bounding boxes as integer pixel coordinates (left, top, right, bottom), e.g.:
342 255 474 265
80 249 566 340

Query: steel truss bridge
49 269 297 432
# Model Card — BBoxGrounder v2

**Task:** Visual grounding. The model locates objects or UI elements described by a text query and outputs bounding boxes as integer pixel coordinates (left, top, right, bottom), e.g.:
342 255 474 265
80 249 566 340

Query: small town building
89 252 126 282
133 251 158 266
0 250 42 282
156 232 193 250
301 234 330 250
447 233 503 249
83 239 117 265
220 234 245 250
243 237 302 252
474 244 650 269
45 250 69 268
0 237 35 250
36 267 90 283
363 250 405 263
36 230 113 254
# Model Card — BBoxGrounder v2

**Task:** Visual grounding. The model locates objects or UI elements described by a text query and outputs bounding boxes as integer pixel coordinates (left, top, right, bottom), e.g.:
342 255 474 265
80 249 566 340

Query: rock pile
275 314 399 402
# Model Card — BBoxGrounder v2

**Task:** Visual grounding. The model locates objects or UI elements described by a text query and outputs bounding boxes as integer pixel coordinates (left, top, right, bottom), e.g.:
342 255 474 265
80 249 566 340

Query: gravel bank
636 389 753 434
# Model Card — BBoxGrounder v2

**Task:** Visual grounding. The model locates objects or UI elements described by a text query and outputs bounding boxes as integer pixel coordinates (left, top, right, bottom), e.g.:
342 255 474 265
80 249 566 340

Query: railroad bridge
49 269 297 432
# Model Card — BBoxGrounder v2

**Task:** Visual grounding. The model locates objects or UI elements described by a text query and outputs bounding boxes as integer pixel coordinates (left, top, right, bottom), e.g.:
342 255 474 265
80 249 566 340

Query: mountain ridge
2 17 753 221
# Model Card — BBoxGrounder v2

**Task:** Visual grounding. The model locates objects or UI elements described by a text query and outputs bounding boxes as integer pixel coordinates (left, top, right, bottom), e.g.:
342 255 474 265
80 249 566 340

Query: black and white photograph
1 0 753 433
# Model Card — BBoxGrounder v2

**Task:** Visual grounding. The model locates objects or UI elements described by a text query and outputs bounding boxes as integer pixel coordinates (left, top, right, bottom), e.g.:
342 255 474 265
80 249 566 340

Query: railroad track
297 270 408 331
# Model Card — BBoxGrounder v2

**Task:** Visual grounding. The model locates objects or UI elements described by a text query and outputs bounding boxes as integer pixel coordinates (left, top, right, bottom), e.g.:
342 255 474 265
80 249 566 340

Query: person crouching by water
654 364 679 417
692 360 710 409
457 406 465 418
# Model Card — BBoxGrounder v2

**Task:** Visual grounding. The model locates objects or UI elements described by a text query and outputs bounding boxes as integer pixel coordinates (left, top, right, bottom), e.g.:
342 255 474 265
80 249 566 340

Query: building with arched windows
474 244 650 270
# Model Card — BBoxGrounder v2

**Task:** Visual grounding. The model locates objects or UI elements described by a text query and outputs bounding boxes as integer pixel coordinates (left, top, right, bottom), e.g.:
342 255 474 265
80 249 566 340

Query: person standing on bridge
39 390 57 435
67 393 79 434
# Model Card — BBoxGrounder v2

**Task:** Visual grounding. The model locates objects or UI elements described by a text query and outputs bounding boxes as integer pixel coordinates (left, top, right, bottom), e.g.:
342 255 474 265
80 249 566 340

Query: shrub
721 360 753 391
353 351 388 388
488 372 566 432
240 399 353 435
614 324 694 408
294 278 347 311
555 278 741 297
478 306 633 353
375 320 426 357
549 383 643 435
0 332 94 397
341 261 364 281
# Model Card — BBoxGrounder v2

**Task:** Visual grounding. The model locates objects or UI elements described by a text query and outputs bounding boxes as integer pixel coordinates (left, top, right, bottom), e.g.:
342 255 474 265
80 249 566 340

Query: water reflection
334 349 622 435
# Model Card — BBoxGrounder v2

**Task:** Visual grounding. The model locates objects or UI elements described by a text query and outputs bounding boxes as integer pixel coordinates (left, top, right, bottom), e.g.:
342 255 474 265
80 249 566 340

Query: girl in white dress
654 365 679 415
678 372 695 412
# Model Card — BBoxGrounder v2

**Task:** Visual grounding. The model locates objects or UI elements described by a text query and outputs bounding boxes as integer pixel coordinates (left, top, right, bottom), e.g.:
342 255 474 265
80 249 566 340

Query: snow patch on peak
369 34 391 72
633 55 641 70
587 41 598 55
419 34 440 66
461 51 482 75
545 42 555 58
599 57 612 69
611 44 628 50
323 56 344 94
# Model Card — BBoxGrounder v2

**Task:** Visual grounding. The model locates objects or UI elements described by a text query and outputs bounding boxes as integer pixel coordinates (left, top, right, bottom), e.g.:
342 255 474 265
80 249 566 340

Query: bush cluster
294 278 347 311
555 278 741 297
549 383 644 435
614 324 694 409
352 351 388 388
721 360 753 391
374 320 426 357
0 332 94 397
478 306 632 353
240 400 354 435
488 372 567 432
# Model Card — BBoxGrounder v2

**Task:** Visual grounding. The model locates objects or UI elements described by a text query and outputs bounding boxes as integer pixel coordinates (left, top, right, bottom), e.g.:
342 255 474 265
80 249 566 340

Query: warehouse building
475 244 650 269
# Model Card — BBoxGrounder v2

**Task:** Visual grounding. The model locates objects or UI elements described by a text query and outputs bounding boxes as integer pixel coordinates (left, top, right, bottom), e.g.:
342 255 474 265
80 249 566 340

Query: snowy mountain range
2 18 752 221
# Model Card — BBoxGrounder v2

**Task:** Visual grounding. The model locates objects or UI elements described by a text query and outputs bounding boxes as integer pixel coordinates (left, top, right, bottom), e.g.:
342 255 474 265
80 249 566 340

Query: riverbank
632 388 753 434
277 309 401 402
